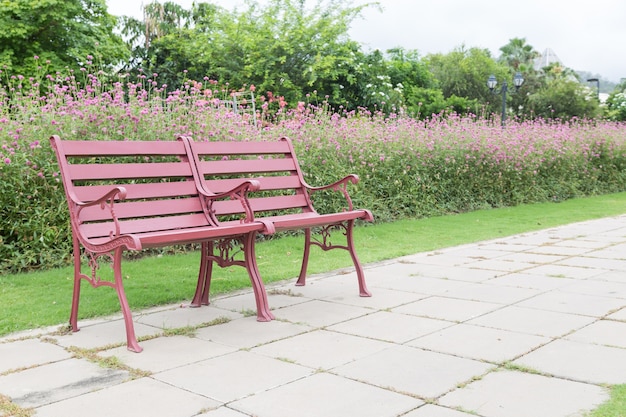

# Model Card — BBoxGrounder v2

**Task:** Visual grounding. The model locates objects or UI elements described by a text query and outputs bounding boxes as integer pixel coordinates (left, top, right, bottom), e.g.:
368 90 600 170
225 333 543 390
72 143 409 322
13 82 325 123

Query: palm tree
498 37 539 72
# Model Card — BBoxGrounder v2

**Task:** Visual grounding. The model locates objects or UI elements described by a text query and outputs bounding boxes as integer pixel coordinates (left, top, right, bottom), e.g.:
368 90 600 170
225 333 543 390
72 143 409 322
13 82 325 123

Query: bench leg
295 228 312 287
295 222 371 297
346 219 372 297
69 238 82 333
191 241 213 307
244 233 275 321
111 247 143 352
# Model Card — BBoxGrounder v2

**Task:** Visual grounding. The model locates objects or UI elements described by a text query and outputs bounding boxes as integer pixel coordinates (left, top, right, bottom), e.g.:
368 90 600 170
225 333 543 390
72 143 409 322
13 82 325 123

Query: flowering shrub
2 67 626 273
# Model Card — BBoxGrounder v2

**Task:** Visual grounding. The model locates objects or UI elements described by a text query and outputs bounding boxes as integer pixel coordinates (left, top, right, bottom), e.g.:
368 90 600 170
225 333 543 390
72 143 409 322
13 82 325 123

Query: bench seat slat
87 221 263 248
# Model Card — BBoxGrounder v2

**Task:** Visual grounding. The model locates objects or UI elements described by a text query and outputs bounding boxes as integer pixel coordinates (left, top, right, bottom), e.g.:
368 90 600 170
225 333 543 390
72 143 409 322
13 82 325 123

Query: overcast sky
106 0 626 83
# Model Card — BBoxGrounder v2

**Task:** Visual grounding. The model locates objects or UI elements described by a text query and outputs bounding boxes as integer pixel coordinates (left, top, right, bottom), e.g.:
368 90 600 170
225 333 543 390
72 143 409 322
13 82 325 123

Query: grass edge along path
3 191 626 338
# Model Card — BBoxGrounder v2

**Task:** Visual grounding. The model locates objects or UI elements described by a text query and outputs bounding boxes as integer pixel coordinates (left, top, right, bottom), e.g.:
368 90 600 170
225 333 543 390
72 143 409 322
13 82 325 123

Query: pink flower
3 157 10 164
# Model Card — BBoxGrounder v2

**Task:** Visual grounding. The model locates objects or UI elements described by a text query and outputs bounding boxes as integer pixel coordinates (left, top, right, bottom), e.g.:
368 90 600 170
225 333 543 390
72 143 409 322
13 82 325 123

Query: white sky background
106 0 626 83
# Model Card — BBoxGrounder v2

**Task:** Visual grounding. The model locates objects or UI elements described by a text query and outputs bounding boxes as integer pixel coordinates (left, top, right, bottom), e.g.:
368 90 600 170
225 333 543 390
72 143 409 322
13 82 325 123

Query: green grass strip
2 191 626 337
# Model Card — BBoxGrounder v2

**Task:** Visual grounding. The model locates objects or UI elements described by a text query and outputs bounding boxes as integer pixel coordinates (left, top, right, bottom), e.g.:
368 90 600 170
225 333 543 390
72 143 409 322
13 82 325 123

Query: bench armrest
197 180 261 225
304 174 359 211
71 186 129 244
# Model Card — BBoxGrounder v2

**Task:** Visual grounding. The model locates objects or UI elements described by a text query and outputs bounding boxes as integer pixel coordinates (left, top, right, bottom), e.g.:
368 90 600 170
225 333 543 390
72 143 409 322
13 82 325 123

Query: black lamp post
587 78 600 101
487 72 524 128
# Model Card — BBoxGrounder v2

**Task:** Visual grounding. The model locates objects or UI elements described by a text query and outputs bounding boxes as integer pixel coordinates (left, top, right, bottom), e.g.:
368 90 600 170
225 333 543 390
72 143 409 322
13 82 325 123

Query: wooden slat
80 213 210 239
192 140 291 155
68 162 193 181
198 158 297 175
78 197 204 222
74 181 198 202
62 140 186 156
211 195 308 216
204 176 301 193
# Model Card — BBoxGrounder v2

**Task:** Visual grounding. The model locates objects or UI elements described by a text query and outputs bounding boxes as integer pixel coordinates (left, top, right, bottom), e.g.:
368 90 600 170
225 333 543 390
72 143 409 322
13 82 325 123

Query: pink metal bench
50 135 271 352
185 136 374 306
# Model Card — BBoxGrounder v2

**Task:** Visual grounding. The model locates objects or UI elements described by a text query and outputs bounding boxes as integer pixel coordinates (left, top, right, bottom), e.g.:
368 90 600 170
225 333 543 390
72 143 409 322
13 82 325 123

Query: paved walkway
2 216 626 417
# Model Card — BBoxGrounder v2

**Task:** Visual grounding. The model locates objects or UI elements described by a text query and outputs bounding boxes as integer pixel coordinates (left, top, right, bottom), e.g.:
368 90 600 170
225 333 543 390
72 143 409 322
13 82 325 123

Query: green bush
2 69 626 273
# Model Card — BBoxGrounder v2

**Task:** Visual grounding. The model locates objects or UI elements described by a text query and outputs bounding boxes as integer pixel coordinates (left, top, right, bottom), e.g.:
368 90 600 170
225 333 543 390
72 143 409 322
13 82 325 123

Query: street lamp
487 72 524 128
587 78 600 101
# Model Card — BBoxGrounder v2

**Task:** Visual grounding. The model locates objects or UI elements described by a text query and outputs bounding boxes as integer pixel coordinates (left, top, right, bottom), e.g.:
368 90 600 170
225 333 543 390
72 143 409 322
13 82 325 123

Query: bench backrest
186 137 315 220
50 136 210 241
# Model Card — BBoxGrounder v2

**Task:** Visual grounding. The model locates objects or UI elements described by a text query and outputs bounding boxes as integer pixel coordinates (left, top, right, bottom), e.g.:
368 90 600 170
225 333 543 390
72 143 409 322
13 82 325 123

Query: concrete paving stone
607 307 626 321
369 274 471 296
497 233 562 246
100 335 239 373
199 407 250 417
0 358 128 408
153 350 312 403
467 306 595 337
552 239 614 249
135 304 242 329
520 263 605 279
407 323 550 364
558 256 626 271
565 320 626 348
270 299 372 328
438 246 521 259
474 242 539 253
34 377 219 417
230 372 422 417
391 296 503 322
514 339 626 385
439 370 608 417
318 284 430 310
0 339 70 373
52 318 162 350
423 266 502 282
461 258 537 273
587 247 626 260
397 252 477 267
327 310 452 344
209 291 305 316
515 291 625 317
251 329 394 370
195 316 311 349
333 345 493 399
402 404 478 417
494 252 568 265
362 261 425 282
273 278 358 300
441 282 541 305
560 279 626 299
485 272 579 290
591 270 626 283
525 244 594 256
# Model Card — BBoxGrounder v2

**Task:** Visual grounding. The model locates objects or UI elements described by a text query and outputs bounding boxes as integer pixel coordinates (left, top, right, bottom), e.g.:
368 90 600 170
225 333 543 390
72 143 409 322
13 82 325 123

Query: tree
604 80 626 121
0 0 129 75
498 37 539 72
426 46 508 115
526 66 600 120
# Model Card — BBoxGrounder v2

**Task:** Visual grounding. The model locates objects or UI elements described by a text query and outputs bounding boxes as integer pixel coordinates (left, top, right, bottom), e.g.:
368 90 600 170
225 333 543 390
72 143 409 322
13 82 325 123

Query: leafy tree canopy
0 0 129 74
